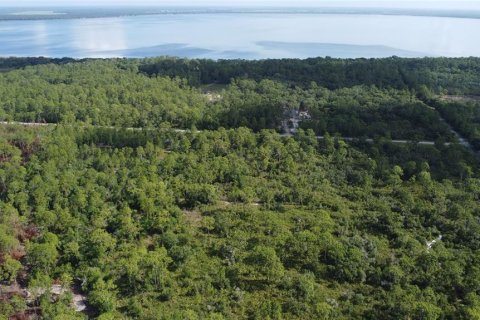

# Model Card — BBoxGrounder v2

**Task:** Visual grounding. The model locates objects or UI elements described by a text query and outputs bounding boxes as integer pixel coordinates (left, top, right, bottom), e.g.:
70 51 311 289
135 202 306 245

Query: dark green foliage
0 57 78 72
434 98 480 149
140 56 480 94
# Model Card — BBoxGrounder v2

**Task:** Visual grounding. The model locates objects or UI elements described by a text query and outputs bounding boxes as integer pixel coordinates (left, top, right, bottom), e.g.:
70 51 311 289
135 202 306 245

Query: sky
1 0 480 9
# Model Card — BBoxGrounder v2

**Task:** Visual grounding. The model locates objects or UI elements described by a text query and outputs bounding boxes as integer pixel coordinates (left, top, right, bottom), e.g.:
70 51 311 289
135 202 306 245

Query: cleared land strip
281 134 445 146
427 104 474 151
0 121 458 147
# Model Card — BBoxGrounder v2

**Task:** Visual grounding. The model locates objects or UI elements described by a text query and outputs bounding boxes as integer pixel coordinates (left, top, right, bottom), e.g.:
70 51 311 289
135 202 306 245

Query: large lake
1 12 480 59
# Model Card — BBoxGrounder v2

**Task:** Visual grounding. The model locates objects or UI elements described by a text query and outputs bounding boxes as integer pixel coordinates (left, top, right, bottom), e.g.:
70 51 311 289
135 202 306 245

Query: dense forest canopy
0 57 479 320
433 97 480 149
139 56 480 95
0 58 473 141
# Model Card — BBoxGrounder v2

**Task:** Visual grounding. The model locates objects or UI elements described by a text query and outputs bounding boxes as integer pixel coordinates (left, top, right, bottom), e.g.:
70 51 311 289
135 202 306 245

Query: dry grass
439 95 480 103
183 210 203 227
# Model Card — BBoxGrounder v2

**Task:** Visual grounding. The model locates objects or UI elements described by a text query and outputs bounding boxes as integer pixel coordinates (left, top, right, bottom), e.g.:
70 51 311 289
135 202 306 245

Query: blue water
1 12 480 59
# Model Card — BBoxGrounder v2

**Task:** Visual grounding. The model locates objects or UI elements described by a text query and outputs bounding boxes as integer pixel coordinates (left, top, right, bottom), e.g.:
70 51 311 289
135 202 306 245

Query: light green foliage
26 232 59 273
88 279 118 313
0 61 206 128
1 122 479 319
0 225 18 254
0 57 478 319
0 255 21 282
247 245 285 283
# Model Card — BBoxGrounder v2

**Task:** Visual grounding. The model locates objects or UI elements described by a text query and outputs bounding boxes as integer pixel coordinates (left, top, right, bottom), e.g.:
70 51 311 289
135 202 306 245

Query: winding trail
279 132 447 145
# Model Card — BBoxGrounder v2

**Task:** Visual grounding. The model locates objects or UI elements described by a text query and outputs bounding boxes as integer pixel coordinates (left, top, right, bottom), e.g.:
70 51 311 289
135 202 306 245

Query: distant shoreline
1 7 480 21
8 11 67 16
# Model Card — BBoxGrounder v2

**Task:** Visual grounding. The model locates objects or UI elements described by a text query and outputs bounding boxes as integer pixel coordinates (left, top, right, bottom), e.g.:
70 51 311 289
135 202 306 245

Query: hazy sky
1 0 480 9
